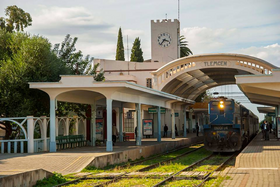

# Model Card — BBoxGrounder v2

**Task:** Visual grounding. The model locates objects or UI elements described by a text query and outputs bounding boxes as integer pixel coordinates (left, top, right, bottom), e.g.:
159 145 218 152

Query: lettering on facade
204 61 228 66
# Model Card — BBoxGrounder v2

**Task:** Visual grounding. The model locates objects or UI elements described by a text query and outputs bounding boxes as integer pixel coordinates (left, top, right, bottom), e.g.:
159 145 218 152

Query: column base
119 135 123 142
157 137 161 142
106 140 113 151
49 141 56 152
136 137 142 146
92 138 96 146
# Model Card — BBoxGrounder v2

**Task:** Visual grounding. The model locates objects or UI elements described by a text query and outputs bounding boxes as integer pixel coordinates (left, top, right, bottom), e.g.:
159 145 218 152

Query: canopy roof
236 69 280 106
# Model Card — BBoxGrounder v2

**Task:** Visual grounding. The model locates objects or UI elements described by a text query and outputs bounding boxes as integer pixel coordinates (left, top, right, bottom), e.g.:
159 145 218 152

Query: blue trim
233 124 241 128
203 124 211 129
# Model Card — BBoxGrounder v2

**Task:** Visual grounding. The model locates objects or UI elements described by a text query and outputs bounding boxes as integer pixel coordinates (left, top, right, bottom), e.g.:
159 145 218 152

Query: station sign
267 112 276 117
148 108 166 114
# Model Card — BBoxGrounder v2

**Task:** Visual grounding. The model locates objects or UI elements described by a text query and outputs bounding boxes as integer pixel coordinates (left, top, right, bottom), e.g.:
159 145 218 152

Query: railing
0 139 28 154
0 116 87 154
34 139 44 153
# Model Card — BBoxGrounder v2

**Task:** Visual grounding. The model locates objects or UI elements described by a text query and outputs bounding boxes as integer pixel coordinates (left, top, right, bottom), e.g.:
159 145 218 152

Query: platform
222 132 280 187
0 134 202 177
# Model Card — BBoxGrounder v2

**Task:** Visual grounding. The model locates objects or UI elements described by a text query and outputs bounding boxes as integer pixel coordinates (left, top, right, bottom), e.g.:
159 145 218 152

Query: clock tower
151 19 180 63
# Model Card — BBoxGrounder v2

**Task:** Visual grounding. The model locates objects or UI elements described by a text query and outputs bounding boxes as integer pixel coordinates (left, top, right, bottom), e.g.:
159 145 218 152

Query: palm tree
180 35 193 58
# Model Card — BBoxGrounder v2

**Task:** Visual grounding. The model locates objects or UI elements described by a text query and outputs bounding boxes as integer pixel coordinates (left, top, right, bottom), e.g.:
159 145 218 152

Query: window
146 78 152 88
124 110 135 132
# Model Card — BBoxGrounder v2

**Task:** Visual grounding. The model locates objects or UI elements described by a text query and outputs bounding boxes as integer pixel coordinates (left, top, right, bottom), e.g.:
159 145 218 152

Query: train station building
29 19 280 153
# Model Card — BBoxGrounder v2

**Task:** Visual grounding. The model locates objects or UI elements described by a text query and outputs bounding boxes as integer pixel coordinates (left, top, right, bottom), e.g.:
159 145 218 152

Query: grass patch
148 148 211 173
163 179 202 186
192 155 230 172
34 172 71 187
106 178 163 187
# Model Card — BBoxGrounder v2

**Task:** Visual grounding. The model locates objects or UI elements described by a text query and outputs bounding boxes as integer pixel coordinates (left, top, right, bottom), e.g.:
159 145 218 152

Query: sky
1 0 280 120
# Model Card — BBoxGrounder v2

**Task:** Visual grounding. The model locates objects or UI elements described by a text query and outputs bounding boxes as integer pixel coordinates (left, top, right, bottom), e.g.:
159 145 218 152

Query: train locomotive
203 97 259 152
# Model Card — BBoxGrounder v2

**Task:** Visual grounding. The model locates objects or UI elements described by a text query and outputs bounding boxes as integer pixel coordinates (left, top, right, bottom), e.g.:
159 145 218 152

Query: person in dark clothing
164 124 168 137
261 121 265 139
269 122 272 133
175 124 178 136
135 126 138 139
264 121 270 141
196 122 199 137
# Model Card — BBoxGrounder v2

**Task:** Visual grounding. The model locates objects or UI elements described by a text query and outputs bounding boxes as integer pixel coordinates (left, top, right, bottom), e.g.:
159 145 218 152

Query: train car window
225 101 232 105
212 102 218 105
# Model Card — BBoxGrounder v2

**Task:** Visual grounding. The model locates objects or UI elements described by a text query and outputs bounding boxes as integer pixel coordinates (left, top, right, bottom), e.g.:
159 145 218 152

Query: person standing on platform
135 126 138 143
196 122 199 137
261 121 265 139
112 124 118 145
264 121 270 141
175 124 178 136
164 124 168 137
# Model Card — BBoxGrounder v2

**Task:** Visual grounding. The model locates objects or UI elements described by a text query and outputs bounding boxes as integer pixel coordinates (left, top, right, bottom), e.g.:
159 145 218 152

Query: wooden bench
123 133 130 141
56 135 87 150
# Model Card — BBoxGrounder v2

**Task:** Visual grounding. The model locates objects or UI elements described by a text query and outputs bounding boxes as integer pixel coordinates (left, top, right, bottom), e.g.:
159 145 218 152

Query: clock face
158 33 171 47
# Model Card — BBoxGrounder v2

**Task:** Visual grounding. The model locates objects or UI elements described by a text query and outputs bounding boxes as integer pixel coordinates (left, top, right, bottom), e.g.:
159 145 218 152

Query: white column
49 99 56 152
65 118 69 135
75 118 79 135
42 117 47 151
91 104 96 146
136 103 142 146
157 106 161 142
119 105 123 142
171 109 175 139
55 117 58 136
183 107 187 137
106 98 113 151
27 116 34 153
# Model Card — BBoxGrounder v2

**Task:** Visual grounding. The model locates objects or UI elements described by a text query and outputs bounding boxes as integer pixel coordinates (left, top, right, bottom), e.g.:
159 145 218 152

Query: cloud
235 43 280 67
181 27 238 53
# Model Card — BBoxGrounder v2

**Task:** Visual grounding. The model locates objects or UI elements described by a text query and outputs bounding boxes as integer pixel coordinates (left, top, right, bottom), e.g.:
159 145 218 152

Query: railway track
55 143 203 187
152 152 236 187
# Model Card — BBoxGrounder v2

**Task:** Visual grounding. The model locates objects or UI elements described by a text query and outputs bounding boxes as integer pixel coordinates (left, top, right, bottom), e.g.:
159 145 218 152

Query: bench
123 133 130 141
56 135 87 150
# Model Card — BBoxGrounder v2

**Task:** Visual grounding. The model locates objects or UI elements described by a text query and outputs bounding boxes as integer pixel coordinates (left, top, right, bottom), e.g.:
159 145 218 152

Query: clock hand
160 39 167 45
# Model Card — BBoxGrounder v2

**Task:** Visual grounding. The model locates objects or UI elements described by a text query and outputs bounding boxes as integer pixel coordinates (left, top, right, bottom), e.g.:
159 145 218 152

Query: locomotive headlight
212 132 217 136
219 101 224 109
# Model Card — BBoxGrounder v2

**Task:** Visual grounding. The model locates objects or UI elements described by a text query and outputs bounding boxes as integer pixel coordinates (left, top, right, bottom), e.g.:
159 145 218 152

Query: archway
58 118 67 136
152 53 278 100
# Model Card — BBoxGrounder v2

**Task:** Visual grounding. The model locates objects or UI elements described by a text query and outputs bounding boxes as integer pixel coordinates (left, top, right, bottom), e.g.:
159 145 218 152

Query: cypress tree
130 37 144 62
115 27 125 61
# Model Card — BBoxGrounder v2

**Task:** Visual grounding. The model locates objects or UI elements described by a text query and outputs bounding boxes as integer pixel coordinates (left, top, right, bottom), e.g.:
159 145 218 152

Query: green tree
53 34 105 80
115 27 125 61
0 31 67 139
0 5 32 32
180 35 193 58
130 37 144 62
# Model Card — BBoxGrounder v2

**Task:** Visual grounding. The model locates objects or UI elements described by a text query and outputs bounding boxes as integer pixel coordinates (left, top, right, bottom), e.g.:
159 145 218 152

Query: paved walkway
221 132 280 187
0 134 199 177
